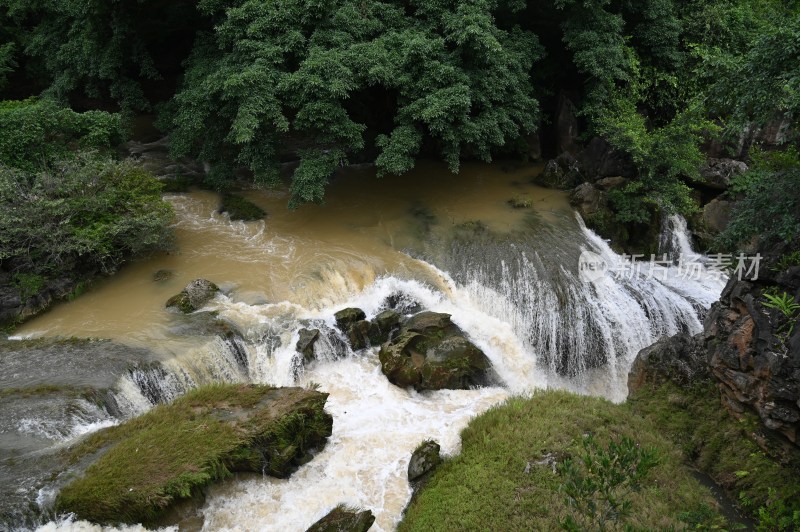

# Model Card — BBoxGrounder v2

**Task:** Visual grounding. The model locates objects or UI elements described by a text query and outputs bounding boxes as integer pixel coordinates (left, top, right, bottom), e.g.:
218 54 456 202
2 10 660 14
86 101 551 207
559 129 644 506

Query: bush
0 98 123 172
0 153 173 276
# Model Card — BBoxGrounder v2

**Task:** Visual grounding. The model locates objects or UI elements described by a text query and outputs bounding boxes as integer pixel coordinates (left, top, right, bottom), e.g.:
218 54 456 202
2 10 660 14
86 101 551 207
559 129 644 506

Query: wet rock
382 293 423 315
374 309 401 336
306 505 375 532
702 198 734 234
219 194 266 221
628 333 709 393
166 279 219 313
56 385 333 525
297 328 321 361
334 308 366 332
378 312 492 391
699 158 748 190
347 320 382 351
533 153 583 190
570 183 607 218
408 440 441 482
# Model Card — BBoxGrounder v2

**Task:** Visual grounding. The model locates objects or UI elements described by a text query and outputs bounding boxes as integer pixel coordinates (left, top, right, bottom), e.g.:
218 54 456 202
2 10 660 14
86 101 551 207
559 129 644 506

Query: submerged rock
378 312 492 391
165 279 219 313
56 384 333 526
219 194 266 221
408 440 442 482
306 505 375 532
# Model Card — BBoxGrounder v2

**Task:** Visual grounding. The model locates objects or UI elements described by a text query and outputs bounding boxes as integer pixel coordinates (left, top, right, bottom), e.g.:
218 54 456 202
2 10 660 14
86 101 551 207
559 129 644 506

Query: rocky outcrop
166 279 219 313
576 137 636 181
334 307 401 351
306 505 375 532
126 136 204 190
705 271 800 450
408 440 442 482
0 275 86 329
628 333 710 393
378 311 492 391
701 198 734 235
56 384 333 525
698 158 748 191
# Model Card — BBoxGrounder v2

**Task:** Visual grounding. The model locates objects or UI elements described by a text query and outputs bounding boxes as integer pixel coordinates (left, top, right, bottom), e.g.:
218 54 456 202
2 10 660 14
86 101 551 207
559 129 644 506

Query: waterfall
26 209 726 532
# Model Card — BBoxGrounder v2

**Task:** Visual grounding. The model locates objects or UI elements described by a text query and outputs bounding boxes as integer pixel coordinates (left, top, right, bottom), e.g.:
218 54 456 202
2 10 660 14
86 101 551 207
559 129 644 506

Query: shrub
0 153 173 276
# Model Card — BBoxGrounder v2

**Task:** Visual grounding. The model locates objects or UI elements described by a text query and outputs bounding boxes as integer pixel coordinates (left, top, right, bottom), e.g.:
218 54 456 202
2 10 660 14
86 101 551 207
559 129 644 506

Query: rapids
2 162 726 531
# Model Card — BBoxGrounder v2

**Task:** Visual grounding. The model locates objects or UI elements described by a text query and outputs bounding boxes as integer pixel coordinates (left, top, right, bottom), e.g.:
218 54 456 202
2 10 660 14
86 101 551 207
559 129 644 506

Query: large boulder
56 385 333 525
166 279 219 313
702 198 734 234
378 312 492 391
628 333 709 393
569 183 607 218
698 158 748 190
306 505 375 532
533 153 583 190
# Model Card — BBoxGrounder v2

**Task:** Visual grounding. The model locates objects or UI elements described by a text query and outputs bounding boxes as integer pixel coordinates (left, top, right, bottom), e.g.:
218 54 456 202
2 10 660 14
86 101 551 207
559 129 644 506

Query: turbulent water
1 162 726 531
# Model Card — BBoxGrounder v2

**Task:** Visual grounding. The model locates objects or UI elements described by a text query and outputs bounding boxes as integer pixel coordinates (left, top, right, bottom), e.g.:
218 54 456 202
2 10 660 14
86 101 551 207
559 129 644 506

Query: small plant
773 251 800 272
558 434 660 531
762 291 800 339
12 272 46 300
508 194 533 209
756 488 800 532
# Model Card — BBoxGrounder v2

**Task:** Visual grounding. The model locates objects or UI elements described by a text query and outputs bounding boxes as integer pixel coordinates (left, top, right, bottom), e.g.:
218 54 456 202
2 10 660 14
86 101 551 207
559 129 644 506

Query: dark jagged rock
699 158 748 190
533 153 583 190
347 320 382 350
374 309 401 337
297 328 321 361
334 308 366 332
408 440 441 482
576 137 636 180
166 279 219 313
306 505 375 532
705 275 800 450
378 312 492 391
628 333 709 393
382 293 423 315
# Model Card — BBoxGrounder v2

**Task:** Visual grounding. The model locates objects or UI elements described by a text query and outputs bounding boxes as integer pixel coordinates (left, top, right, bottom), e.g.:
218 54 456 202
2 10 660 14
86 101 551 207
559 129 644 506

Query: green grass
399 390 726 531
56 384 332 525
629 380 800 524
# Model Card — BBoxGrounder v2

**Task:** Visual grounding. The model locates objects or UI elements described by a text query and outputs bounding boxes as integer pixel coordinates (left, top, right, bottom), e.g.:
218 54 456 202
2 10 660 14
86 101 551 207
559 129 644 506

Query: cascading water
5 166 727 531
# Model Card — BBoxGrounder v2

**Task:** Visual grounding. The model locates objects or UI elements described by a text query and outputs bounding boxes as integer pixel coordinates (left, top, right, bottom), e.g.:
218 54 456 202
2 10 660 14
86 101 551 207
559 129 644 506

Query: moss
218 194 266 221
629 380 800 521
56 384 332 526
399 390 726 531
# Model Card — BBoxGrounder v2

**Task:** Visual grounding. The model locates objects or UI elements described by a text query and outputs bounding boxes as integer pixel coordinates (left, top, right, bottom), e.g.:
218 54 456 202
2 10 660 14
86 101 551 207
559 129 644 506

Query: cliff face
705 266 800 451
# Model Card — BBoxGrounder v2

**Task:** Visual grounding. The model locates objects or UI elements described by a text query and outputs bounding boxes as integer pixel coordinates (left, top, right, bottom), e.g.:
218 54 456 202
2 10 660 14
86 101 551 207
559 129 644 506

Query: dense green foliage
0 154 173 276
399 390 726 530
1 0 797 212
718 149 800 247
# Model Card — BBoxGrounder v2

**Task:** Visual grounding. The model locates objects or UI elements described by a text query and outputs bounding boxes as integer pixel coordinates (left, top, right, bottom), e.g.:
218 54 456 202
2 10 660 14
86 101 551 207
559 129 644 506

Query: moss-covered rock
408 440 441 482
334 308 366 332
218 194 266 221
165 279 219 313
55 384 333 526
306 504 375 532
378 312 491 391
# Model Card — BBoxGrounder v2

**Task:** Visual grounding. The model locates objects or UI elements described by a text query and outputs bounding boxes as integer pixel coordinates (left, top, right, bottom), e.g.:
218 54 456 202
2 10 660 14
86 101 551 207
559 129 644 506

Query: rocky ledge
55 384 333 525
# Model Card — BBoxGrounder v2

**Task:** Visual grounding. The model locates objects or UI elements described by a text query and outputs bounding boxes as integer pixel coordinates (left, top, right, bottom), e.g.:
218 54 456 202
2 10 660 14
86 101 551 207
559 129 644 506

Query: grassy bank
629 380 800 528
399 390 726 531
56 384 332 525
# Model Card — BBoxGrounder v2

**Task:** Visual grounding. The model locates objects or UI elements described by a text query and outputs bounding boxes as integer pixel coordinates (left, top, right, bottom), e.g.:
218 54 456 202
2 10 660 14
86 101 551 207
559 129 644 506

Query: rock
306 505 375 532
595 176 628 191
374 309 401 334
577 137 636 180
334 308 366 332
699 158 748 190
165 279 219 313
569 183 606 217
556 94 580 154
56 385 333 525
382 293 423 315
705 275 800 452
378 312 492 391
628 333 709 393
126 136 204 180
702 199 734 234
408 440 441 482
297 328 321 361
347 319 382 350
219 194 266 221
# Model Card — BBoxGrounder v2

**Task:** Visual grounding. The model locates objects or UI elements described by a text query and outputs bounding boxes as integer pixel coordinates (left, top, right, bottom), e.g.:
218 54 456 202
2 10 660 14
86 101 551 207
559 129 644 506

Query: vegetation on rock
56 384 333 525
